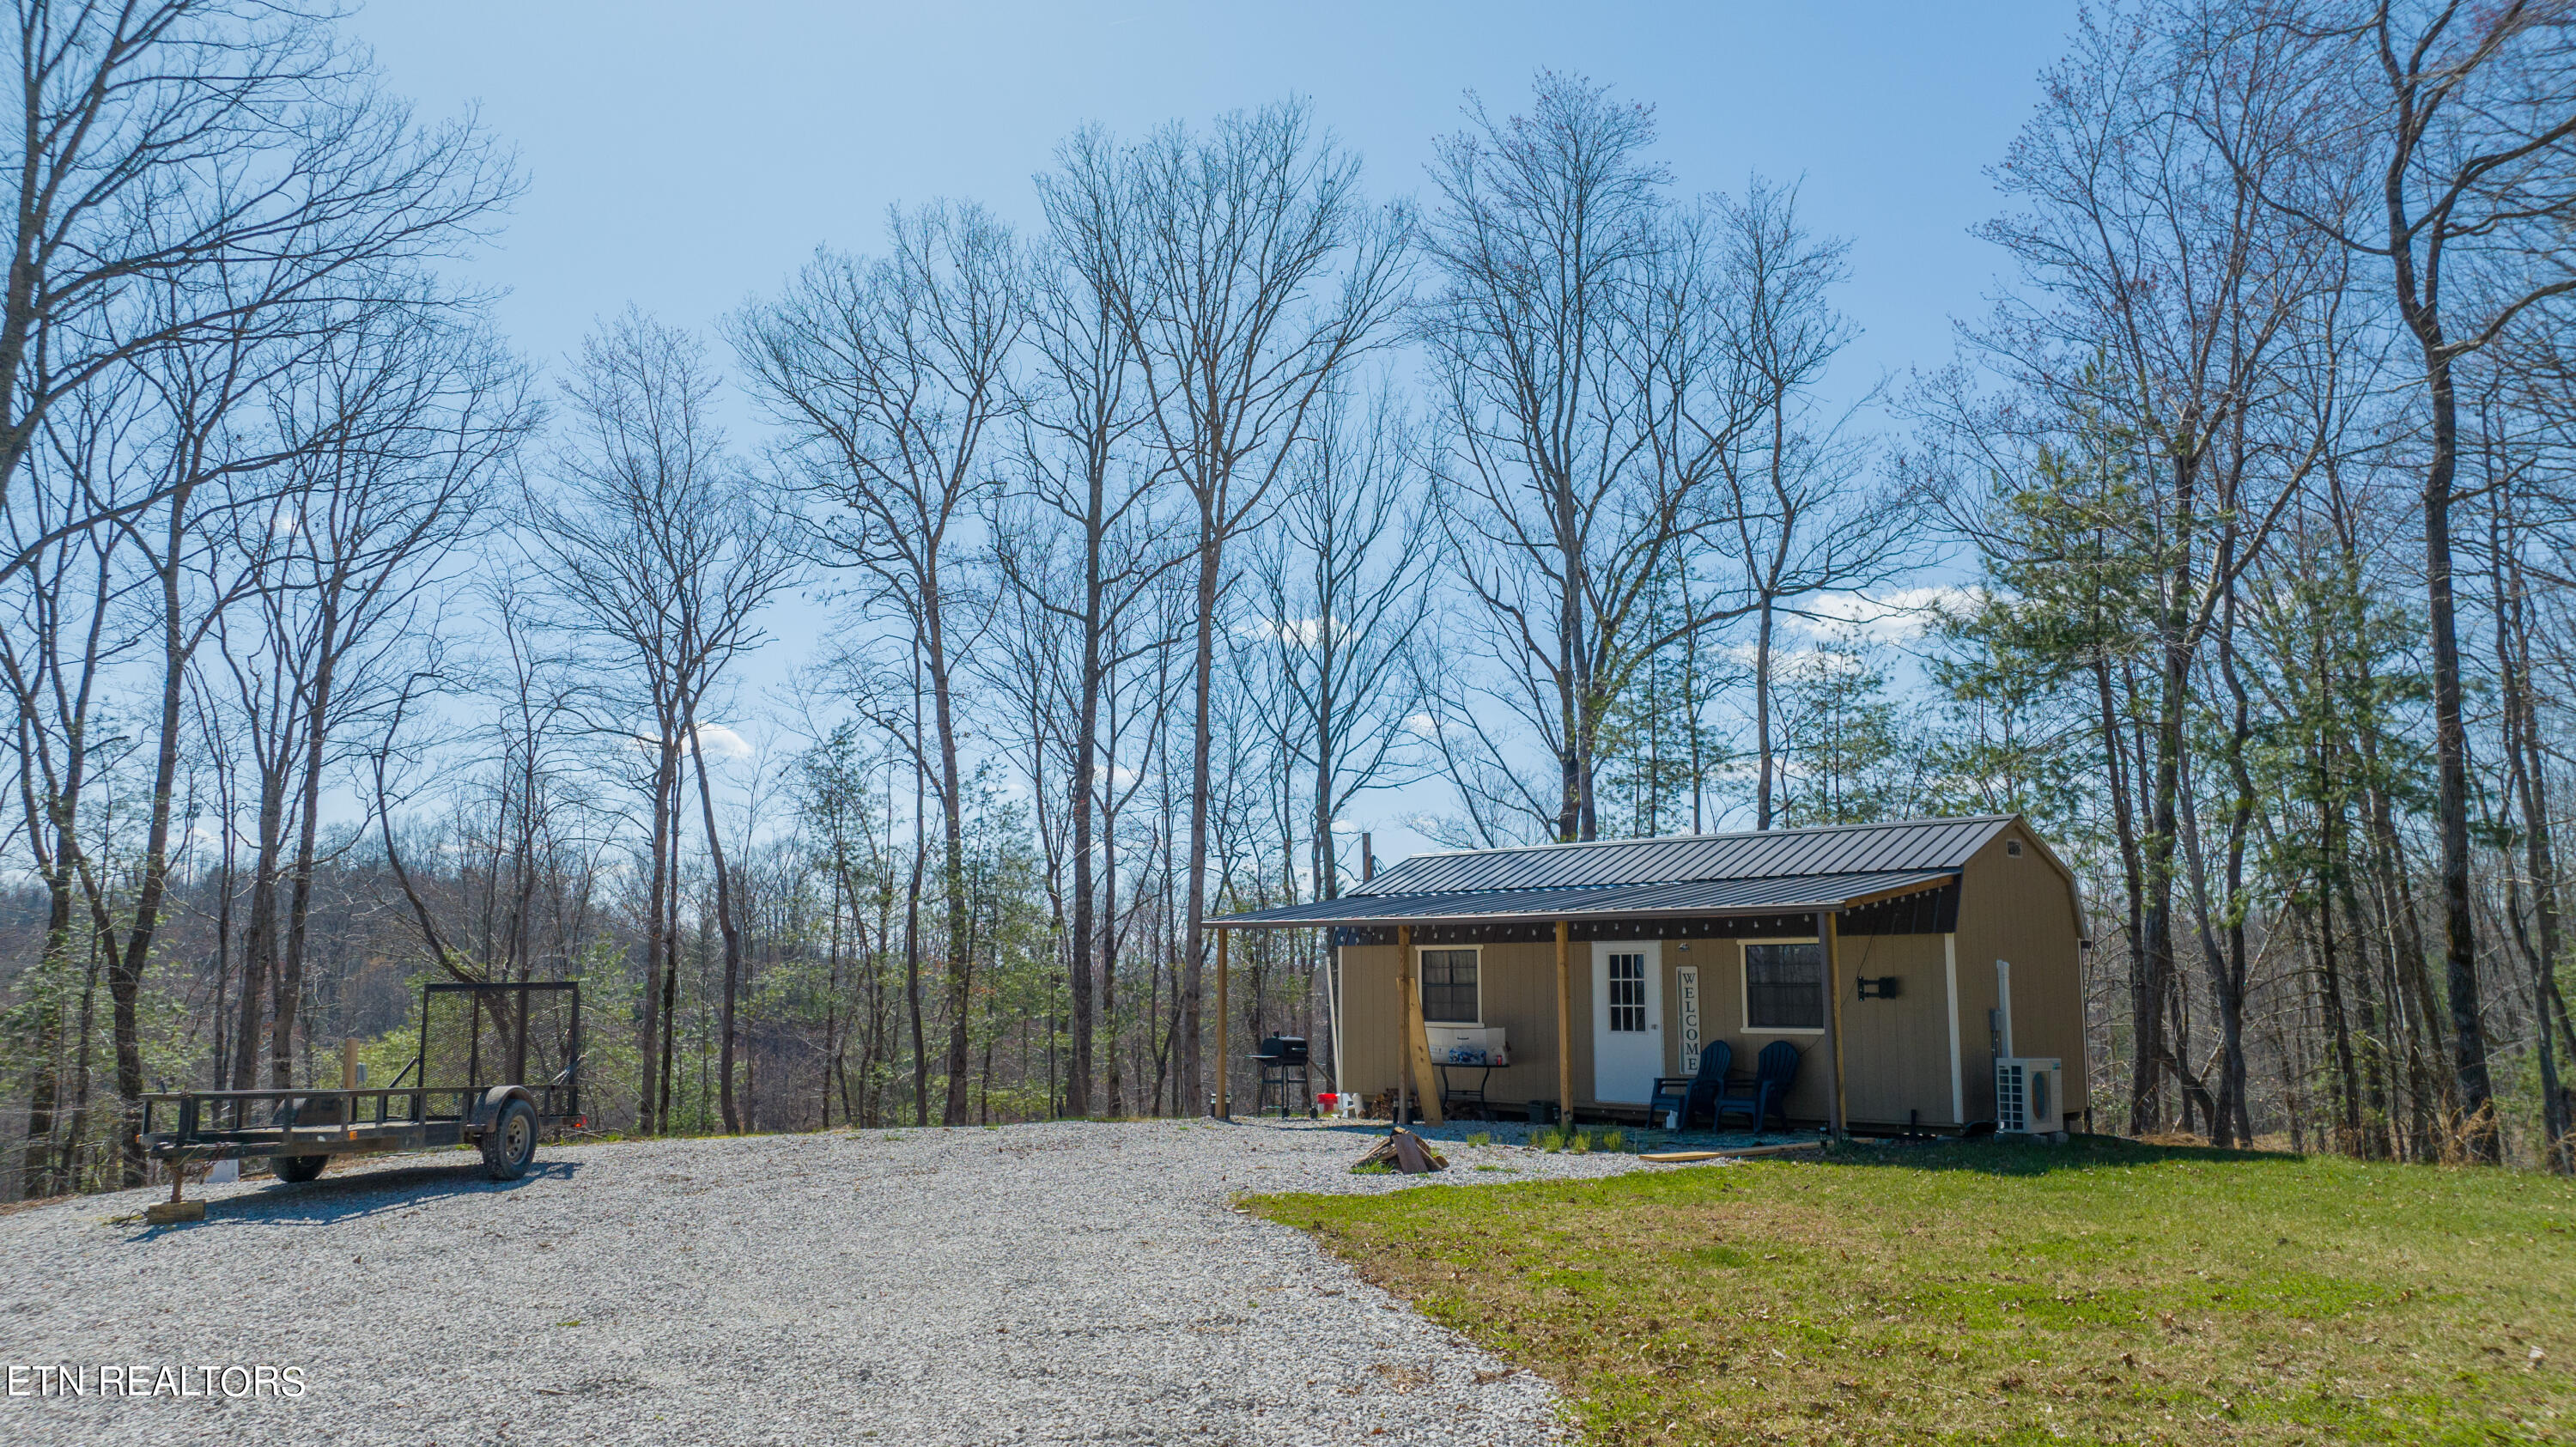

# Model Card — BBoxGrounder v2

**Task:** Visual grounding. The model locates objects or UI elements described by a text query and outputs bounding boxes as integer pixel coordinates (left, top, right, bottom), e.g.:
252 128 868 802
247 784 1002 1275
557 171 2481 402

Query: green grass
1534 1126 1636 1154
1249 1137 2575 1445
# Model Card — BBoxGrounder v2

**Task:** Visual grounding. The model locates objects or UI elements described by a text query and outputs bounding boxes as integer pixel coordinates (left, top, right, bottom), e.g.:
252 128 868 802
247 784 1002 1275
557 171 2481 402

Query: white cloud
1403 711 1440 739
1240 616 1341 648
692 724 754 760
1783 586 1982 644
625 724 756 760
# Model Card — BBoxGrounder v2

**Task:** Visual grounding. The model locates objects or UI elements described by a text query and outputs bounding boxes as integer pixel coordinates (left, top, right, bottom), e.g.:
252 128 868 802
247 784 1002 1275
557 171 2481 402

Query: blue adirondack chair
1715 1040 1801 1134
1648 1041 1732 1130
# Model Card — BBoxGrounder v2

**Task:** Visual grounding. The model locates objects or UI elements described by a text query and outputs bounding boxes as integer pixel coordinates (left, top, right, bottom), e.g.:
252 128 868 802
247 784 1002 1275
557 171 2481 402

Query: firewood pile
1354 1127 1448 1174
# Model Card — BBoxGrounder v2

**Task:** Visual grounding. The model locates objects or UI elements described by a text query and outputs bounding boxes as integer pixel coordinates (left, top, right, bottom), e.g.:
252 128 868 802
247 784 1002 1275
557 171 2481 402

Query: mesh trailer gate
420 982 582 1125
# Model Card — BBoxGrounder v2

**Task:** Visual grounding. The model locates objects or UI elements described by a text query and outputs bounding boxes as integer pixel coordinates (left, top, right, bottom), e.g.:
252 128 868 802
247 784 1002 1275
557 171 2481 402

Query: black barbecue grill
1249 1036 1312 1117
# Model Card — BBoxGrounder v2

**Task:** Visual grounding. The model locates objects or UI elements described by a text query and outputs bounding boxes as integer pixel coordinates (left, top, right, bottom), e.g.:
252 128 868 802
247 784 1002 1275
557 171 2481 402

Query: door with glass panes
1590 940 1662 1103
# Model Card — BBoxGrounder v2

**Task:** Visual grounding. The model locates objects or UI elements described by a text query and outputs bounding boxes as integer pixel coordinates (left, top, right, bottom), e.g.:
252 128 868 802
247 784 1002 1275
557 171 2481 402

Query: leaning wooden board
1639 1140 1825 1164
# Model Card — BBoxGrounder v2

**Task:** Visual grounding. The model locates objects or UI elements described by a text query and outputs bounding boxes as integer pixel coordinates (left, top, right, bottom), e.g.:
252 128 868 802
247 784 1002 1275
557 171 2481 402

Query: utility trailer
141 982 580 1189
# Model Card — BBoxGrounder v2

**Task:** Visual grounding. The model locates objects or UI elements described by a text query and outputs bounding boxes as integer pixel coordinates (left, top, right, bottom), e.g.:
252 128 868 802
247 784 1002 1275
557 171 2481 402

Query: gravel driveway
0 1118 1674 1445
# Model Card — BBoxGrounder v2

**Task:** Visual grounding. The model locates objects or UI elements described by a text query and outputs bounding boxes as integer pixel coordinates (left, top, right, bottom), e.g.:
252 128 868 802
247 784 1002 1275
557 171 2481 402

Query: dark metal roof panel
1348 816 2012 897
1215 869 1960 927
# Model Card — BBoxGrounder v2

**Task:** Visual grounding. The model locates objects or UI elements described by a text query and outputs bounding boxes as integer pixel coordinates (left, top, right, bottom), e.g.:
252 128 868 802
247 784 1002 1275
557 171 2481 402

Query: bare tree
1246 381 1431 898
2282 0 2576 1158
538 310 793 1134
732 203 1026 1125
247 302 530 1095
1712 177 1915 830
1048 101 1412 1106
1420 73 1754 845
0 1 513 590
992 194 1194 1116
1917 4 2347 1136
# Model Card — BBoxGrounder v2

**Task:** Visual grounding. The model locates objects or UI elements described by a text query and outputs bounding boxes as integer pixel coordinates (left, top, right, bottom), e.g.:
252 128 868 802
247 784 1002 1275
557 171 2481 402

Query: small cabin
1213 814 2087 1134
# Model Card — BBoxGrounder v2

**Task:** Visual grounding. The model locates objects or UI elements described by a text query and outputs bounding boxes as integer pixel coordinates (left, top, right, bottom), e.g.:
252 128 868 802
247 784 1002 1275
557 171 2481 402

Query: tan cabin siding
1950 819 2089 1128
1827 931 1955 1127
1337 940 1569 1111
1325 817 2083 1131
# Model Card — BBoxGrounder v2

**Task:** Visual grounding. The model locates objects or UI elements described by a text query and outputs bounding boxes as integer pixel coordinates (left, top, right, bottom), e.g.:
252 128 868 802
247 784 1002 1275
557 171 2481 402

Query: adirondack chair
1715 1040 1801 1134
1648 1041 1732 1131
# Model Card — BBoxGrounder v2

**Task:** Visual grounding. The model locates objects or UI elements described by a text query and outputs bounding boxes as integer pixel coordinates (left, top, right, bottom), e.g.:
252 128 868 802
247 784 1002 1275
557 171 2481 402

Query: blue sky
343 1 2077 855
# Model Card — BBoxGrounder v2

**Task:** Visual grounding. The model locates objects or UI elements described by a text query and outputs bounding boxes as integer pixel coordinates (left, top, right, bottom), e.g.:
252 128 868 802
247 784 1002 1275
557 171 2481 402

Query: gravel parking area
0 1117 1688 1445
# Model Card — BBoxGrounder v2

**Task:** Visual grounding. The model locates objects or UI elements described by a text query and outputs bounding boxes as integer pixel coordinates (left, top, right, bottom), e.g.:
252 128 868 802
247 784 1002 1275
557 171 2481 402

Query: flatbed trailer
140 981 580 1187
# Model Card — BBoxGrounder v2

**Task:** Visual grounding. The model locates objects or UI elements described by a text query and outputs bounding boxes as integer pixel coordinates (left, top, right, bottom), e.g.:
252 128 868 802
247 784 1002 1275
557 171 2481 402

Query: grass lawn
1248 1138 2574 1445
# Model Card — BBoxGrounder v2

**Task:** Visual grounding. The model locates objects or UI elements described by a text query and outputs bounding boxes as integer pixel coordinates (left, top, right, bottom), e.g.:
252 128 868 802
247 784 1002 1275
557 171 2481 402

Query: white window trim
1738 936 1827 1036
1417 945 1483 1026
1602 949 1650 1033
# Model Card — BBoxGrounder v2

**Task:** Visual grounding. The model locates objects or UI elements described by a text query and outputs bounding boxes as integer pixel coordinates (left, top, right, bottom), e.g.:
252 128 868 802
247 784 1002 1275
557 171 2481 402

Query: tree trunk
640 736 676 1132
234 749 291 1096
2416 356 2496 1158
905 751 928 1128
1066 571 1103 1116
1181 520 1219 1111
687 711 746 1134
272 603 343 1092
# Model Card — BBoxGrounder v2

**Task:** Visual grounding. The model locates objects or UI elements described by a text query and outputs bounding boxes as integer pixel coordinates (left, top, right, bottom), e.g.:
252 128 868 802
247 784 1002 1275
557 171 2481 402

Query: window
1744 942 1825 1031
1420 948 1479 1024
1606 952 1648 1032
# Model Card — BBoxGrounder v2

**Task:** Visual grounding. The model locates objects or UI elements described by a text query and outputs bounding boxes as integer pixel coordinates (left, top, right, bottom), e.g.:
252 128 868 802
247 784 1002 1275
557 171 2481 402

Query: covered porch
1211 866 1963 1134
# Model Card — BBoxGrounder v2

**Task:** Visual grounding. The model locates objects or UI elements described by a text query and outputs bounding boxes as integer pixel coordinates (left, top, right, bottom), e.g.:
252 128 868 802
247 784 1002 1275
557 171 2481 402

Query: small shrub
1350 1161 1393 1176
1568 1131 1593 1155
1602 1128 1625 1152
1534 1128 1564 1152
1466 1131 1492 1147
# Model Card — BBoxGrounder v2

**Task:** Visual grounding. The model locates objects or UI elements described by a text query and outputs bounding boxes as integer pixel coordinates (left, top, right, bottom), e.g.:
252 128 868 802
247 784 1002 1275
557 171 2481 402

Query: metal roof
1213 869 1959 928
1346 815 2013 897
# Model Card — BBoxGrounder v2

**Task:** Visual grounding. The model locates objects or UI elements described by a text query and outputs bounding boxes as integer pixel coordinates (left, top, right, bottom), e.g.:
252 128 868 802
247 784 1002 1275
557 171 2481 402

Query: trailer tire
483 1098 537 1181
273 1155 328 1183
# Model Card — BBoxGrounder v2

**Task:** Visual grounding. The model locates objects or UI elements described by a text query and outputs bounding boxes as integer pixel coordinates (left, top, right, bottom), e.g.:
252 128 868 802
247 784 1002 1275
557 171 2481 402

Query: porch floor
1267 1115 1804 1152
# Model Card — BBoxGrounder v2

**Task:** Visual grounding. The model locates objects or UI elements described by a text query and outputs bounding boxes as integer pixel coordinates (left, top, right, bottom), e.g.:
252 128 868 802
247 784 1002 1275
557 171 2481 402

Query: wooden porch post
1819 909 1848 1139
1215 928 1230 1119
1394 925 1443 1127
1555 921 1573 1125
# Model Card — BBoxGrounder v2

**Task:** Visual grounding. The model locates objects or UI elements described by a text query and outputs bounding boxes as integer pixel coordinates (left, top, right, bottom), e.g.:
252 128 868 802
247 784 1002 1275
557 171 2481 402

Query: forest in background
6 0 2576 1199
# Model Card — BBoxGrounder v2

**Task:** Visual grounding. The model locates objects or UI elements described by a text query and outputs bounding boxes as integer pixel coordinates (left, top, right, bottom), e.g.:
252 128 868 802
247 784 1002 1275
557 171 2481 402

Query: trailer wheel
273 1155 328 1183
482 1098 537 1181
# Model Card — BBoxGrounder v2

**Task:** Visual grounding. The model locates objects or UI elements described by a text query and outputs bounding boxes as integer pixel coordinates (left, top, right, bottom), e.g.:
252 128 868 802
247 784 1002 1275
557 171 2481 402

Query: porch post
1819 909 1849 1139
1394 924 1444 1127
1555 921 1573 1125
1327 936 1345 1099
1394 925 1412 1123
1215 928 1230 1119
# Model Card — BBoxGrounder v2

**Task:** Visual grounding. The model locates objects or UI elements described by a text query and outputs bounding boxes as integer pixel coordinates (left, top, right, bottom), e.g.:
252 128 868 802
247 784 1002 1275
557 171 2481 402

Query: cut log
1355 1128 1449 1174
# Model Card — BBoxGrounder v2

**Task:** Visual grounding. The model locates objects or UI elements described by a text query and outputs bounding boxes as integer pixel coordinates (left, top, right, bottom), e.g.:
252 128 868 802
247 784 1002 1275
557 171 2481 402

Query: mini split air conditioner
1995 1057 2063 1137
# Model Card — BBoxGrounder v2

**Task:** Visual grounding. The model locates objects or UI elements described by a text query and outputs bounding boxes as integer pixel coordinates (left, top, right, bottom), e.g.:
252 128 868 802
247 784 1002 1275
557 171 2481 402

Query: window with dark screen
1744 942 1825 1031
1420 948 1479 1023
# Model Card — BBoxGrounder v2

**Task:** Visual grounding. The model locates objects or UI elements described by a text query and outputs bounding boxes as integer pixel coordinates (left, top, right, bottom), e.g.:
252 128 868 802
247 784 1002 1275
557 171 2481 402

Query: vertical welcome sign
1676 964 1702 1073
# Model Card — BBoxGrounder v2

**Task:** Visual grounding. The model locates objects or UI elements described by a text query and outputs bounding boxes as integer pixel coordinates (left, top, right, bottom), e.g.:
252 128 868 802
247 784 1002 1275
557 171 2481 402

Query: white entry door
1591 941 1663 1103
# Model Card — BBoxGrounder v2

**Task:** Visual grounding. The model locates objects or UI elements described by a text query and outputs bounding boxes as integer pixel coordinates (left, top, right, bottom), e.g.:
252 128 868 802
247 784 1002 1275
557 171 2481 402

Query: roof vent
2006 840 2024 856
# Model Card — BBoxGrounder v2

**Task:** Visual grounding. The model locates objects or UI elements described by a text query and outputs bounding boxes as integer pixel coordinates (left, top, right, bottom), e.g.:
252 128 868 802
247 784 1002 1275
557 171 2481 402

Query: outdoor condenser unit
1995 1057 2063 1137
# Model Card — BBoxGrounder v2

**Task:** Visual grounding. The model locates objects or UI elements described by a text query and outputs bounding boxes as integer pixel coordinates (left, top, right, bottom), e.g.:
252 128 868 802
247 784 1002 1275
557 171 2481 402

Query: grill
1249 1036 1311 1117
